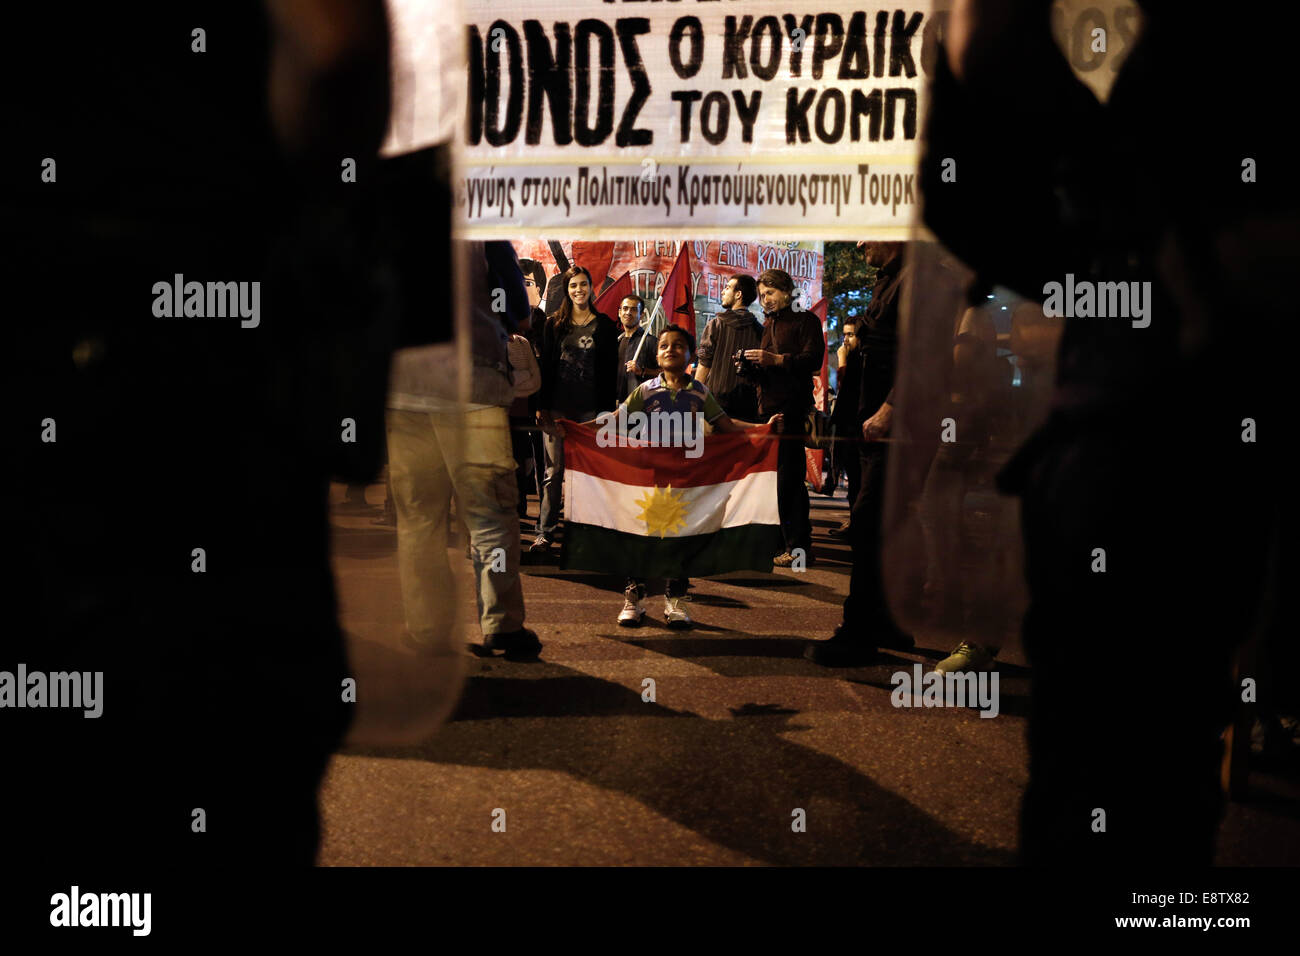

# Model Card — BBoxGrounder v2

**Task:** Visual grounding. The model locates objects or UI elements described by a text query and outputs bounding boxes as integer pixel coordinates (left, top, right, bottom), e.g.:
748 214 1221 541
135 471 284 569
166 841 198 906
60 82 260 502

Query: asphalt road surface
319 481 1300 866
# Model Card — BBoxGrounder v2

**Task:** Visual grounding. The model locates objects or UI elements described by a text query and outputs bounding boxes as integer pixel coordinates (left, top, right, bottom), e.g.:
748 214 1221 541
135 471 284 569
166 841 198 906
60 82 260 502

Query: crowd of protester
381 242 993 675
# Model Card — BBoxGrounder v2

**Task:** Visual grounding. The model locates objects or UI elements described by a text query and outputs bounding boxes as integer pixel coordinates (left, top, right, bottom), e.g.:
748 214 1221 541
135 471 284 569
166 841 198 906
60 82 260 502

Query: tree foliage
822 242 877 355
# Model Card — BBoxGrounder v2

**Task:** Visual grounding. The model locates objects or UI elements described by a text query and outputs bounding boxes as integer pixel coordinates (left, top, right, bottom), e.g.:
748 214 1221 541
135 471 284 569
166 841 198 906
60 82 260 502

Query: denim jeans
386 405 525 639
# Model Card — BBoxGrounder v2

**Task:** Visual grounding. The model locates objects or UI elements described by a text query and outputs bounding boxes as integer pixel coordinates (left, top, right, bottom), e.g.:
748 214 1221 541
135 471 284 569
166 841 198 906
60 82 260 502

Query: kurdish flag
559 420 782 577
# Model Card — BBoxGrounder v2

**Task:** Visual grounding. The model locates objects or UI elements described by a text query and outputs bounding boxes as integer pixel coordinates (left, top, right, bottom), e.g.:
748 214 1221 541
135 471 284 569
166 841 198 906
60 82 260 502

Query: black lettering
731 90 761 143
750 16 782 81
782 14 815 77
851 88 882 141
889 11 923 78
785 87 816 144
815 89 846 143
812 14 844 80
615 19 653 147
723 15 753 80
700 91 729 146
467 26 485 146
484 21 523 147
672 90 702 143
574 19 615 146
524 21 573 146
668 16 704 79
839 12 870 79
884 88 917 140
874 11 888 78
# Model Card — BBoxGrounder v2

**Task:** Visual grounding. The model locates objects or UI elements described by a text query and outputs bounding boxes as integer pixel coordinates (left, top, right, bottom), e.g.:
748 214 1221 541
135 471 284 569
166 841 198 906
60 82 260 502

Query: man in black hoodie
697 274 764 421
746 269 825 567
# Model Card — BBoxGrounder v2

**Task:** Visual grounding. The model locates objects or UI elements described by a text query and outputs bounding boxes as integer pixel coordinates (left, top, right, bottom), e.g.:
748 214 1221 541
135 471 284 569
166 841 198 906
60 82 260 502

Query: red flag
659 243 696 334
573 241 617 296
594 271 632 321
806 298 829 488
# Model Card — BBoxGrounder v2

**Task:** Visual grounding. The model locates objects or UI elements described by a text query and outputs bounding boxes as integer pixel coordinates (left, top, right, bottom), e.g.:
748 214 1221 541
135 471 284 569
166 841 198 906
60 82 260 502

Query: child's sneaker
663 595 692 629
618 588 646 627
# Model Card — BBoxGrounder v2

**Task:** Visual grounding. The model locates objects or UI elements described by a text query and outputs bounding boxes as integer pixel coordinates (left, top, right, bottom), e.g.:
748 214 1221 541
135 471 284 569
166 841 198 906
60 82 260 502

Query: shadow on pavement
343 655 1015 865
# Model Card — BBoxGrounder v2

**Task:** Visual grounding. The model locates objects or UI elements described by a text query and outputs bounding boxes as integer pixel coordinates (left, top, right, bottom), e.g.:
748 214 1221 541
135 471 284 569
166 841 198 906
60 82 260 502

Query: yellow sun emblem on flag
635 485 690 538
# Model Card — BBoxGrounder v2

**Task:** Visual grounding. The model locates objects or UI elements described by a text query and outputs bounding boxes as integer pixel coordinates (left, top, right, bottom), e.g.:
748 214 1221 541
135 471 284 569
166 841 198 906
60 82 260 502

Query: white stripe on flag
565 469 779 537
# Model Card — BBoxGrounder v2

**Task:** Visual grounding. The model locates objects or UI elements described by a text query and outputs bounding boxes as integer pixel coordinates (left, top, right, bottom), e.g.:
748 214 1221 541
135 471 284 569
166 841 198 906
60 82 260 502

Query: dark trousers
840 442 892 634
776 423 812 554
1009 418 1269 865
510 415 539 515
834 431 862 507
717 386 758 424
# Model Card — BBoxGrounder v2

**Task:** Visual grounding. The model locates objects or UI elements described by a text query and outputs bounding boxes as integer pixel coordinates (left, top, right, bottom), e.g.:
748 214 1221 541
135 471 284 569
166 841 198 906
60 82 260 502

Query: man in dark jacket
745 268 825 567
697 274 764 421
806 242 915 665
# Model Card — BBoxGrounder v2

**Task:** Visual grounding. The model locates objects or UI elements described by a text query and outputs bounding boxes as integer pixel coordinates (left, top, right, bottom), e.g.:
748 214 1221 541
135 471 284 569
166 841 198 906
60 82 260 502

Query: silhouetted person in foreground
5 0 404 871
922 0 1292 864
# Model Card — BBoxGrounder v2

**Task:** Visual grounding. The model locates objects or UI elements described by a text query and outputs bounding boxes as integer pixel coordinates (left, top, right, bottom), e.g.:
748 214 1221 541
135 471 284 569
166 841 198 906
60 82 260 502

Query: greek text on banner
460 1 934 236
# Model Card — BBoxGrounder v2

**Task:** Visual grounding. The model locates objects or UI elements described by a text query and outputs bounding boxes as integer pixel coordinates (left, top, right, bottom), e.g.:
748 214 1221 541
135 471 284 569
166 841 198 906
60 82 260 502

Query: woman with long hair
531 265 619 552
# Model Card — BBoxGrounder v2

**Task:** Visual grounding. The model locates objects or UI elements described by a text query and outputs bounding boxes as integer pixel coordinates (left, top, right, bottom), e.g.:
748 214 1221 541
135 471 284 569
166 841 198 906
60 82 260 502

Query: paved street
318 481 1300 866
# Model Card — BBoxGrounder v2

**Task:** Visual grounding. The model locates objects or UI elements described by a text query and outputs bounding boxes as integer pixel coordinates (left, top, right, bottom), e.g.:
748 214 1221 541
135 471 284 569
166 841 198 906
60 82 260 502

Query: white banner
456 1 934 237
465 159 917 237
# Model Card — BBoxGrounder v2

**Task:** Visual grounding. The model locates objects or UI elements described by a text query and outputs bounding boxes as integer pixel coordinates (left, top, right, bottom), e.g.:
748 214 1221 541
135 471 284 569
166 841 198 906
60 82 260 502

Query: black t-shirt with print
555 316 600 417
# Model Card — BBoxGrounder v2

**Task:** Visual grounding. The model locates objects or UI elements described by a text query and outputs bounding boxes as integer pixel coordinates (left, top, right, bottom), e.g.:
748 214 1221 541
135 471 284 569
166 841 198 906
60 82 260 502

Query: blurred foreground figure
5 1 400 869
386 241 542 661
922 0 1293 863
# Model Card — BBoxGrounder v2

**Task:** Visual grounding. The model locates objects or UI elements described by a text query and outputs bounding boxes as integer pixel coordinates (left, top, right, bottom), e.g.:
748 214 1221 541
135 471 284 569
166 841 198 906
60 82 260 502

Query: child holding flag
555 325 781 628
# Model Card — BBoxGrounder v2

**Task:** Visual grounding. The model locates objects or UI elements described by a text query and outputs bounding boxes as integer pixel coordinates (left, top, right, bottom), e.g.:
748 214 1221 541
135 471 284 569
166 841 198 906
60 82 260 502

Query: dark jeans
716 386 758 424
775 420 812 554
1008 418 1269 865
840 442 893 635
831 428 861 507
510 415 540 515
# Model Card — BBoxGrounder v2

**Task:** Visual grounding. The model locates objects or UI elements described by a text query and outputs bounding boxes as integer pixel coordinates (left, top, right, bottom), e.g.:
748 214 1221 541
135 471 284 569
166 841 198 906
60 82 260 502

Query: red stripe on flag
560 420 779 488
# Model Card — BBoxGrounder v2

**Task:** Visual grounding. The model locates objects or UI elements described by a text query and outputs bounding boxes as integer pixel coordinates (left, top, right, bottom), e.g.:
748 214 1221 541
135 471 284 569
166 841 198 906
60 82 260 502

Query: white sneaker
663 595 692 629
618 594 645 627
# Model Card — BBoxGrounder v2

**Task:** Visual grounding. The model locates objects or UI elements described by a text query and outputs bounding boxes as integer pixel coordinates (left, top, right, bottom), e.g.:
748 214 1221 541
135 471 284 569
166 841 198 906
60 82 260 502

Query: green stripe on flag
560 522 783 578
